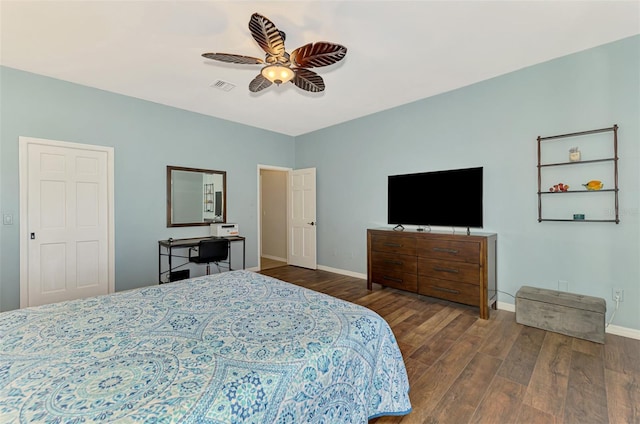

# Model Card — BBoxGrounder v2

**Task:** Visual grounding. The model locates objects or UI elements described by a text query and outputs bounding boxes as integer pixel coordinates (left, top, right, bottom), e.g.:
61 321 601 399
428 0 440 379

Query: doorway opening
258 165 289 270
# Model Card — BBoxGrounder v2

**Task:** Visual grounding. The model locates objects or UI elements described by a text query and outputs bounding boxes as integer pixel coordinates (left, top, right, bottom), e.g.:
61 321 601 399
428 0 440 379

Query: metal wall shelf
537 125 619 224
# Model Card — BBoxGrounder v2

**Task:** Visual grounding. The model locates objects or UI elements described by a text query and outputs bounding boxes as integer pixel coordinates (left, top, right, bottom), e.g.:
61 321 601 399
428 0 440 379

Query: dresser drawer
418 277 479 306
418 258 480 284
417 239 480 263
371 251 417 274
371 268 418 292
371 234 417 256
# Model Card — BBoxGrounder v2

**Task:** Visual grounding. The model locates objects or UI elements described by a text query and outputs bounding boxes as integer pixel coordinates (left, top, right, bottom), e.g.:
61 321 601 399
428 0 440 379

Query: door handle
307 222 315 226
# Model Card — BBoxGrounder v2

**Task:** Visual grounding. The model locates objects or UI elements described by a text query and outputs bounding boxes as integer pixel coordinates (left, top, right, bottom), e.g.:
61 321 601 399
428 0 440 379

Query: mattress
0 270 411 423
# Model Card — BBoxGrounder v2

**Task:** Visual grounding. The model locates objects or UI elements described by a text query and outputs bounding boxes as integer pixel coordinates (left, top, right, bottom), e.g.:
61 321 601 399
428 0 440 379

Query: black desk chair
189 238 229 275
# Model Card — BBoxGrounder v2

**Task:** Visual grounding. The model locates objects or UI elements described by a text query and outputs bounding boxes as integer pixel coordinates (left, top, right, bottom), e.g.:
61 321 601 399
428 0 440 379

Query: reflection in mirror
167 166 226 227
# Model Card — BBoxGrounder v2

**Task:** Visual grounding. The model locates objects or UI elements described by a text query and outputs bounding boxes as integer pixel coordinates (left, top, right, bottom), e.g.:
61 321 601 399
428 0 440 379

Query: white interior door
287 167 317 269
20 137 114 307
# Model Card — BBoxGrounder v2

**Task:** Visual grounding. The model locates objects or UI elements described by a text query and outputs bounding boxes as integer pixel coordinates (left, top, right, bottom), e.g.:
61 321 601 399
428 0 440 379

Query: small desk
158 236 245 284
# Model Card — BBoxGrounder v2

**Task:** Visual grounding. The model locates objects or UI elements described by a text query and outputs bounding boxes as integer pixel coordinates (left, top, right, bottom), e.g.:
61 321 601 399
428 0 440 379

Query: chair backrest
197 239 229 263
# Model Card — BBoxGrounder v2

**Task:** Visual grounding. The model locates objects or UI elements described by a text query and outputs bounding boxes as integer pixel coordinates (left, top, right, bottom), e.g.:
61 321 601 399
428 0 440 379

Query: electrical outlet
612 288 624 302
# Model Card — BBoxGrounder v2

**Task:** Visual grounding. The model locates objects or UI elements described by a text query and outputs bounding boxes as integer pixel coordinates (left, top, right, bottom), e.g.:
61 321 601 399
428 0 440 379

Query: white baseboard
261 254 287 262
605 324 640 340
317 265 367 280
497 301 516 312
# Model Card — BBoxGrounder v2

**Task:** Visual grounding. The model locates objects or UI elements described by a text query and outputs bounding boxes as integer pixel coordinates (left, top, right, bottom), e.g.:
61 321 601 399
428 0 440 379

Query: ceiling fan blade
202 53 264 65
290 42 347 68
249 74 273 92
292 68 325 92
248 13 285 57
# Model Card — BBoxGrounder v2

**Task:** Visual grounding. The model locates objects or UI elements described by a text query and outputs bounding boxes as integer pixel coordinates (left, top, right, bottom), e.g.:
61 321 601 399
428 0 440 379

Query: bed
0 270 411 423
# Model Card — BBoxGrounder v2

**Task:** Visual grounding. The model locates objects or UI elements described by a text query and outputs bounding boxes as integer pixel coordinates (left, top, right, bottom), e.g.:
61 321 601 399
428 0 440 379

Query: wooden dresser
367 228 497 319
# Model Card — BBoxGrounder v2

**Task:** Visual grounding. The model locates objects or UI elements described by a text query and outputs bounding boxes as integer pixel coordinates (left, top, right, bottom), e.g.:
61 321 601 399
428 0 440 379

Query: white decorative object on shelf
569 146 581 162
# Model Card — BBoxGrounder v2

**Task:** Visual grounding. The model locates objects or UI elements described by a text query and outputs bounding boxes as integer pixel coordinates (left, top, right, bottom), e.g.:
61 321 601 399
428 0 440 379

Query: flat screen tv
388 166 483 229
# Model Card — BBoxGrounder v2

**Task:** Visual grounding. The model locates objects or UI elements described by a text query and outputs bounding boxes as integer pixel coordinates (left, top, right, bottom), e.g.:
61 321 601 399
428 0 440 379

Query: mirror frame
166 165 227 227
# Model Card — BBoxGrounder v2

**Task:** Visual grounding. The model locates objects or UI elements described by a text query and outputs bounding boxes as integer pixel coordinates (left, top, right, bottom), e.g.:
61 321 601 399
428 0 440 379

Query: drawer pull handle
433 286 460 294
433 266 459 274
384 260 403 265
383 276 403 283
384 242 402 248
433 247 459 254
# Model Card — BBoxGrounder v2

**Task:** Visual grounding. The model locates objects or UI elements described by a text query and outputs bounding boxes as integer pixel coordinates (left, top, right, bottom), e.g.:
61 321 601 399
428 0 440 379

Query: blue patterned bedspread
0 270 411 423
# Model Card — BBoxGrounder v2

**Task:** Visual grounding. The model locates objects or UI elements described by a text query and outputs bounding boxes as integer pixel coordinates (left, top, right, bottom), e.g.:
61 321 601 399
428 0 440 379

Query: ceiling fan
202 13 347 93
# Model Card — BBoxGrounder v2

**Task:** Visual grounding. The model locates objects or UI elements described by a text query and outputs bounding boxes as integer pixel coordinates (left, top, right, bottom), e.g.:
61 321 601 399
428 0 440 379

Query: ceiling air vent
211 80 235 92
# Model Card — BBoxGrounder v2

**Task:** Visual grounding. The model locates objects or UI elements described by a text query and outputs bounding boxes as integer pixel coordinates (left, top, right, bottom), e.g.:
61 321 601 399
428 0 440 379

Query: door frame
257 164 291 270
19 136 115 308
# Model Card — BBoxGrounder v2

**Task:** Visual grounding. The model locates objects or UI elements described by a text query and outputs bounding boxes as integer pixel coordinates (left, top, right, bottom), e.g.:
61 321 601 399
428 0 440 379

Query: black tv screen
388 167 483 228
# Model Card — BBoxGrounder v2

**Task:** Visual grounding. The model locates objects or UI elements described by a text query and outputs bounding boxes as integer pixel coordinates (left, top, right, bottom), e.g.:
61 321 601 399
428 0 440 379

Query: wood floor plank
413 307 462 337
402 357 432 387
409 312 477 367
605 368 640 424
469 375 527 424
257 266 637 424
405 333 484 419
572 337 605 357
515 404 558 424
385 306 420 328
372 294 417 317
498 325 547 386
392 305 449 350
431 352 503 424
478 314 523 359
564 350 608 424
463 309 506 339
368 415 403 424
522 332 573 419
604 333 640 374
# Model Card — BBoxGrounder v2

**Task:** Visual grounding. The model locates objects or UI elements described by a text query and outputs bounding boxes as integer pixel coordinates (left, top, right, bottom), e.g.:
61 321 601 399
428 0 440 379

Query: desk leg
168 247 173 282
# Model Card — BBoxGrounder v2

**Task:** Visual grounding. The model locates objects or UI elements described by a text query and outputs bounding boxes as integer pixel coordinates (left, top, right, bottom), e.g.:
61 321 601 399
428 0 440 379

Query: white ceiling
1 1 638 136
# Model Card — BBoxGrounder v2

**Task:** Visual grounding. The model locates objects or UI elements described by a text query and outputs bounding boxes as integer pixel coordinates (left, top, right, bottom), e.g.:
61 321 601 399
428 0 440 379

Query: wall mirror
167 165 226 227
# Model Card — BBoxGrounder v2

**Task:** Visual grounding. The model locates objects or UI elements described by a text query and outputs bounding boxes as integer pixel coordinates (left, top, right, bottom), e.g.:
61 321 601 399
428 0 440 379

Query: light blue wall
0 67 295 310
296 35 640 330
2 36 638 331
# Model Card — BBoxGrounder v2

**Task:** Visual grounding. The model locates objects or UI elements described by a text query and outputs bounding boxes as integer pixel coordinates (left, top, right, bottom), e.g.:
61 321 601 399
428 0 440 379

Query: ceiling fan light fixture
261 64 294 85
202 13 347 93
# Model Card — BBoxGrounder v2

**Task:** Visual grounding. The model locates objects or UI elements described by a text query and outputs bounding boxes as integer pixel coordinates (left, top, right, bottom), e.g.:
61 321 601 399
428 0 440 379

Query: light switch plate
3 214 13 225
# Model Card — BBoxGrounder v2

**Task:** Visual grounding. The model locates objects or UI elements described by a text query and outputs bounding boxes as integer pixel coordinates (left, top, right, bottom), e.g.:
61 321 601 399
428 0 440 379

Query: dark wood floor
258 266 640 424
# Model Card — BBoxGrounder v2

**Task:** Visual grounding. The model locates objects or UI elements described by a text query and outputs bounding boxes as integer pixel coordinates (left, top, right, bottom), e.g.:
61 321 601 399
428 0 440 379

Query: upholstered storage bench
515 286 606 344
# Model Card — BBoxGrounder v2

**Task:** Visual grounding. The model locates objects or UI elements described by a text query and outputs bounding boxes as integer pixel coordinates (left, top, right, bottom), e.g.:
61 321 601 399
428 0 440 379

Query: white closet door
21 137 114 307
